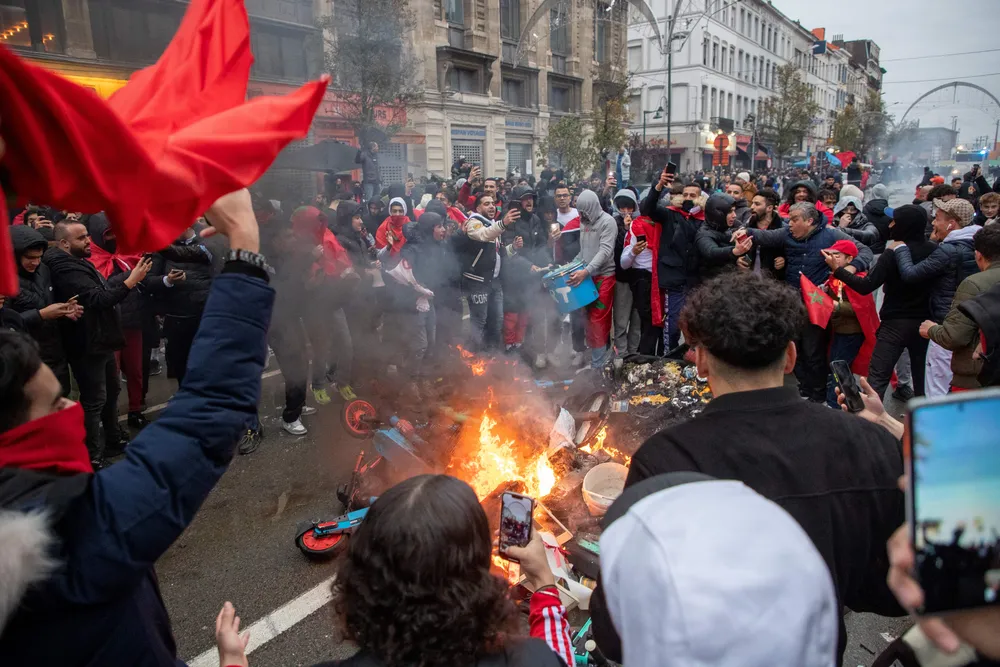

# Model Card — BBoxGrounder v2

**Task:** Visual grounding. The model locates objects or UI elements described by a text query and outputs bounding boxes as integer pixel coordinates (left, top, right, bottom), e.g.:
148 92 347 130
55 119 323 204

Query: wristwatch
226 248 271 273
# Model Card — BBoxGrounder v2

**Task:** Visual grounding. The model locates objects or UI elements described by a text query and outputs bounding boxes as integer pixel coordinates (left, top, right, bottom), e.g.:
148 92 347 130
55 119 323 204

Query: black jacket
611 213 636 283
8 226 65 365
144 237 216 318
355 148 380 184
312 638 563 667
694 223 739 281
591 386 905 664
639 187 700 289
87 214 146 330
43 247 129 358
863 199 893 254
732 198 752 227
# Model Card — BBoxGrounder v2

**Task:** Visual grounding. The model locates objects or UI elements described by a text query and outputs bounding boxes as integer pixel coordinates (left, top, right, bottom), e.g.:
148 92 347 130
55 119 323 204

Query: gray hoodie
575 189 617 278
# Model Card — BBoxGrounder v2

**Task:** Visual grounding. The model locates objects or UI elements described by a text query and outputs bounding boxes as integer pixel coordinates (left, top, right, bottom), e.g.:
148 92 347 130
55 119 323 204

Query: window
720 41 727 73
448 67 480 93
729 46 735 76
751 56 756 84
550 84 571 112
750 98 756 117
721 5 727 24
738 49 743 76
736 96 742 123
701 85 709 120
712 41 718 70
702 35 710 65
710 87 717 118
754 16 759 43
628 44 641 72
500 0 519 41
727 92 733 119
594 2 609 63
739 8 745 34
550 8 569 55
759 59 764 86
445 0 463 24
630 93 642 124
730 3 736 28
502 77 525 106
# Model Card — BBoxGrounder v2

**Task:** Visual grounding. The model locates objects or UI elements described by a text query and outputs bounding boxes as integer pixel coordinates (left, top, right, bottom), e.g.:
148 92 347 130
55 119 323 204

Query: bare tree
320 0 423 143
758 63 821 161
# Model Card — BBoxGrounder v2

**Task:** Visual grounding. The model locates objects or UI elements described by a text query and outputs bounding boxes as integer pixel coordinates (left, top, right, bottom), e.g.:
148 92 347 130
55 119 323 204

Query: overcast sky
770 0 1000 147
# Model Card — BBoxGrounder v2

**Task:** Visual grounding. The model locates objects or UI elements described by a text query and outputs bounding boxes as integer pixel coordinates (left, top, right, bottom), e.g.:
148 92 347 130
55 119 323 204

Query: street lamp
642 105 664 146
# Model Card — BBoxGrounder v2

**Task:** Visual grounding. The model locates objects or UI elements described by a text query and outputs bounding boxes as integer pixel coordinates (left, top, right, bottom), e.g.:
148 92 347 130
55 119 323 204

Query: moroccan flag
800 273 835 328
0 0 327 295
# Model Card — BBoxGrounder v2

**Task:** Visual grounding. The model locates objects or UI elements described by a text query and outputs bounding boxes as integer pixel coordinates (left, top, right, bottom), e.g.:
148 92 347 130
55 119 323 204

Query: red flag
800 273 835 329
0 0 327 295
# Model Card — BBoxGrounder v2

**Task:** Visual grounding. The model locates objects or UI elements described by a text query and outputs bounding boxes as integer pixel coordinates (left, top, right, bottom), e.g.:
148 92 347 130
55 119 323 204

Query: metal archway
899 81 1000 125
513 0 662 66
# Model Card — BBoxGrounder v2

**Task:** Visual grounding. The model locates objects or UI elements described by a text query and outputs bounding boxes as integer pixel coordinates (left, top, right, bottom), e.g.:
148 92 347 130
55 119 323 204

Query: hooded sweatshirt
832 196 879 248
600 480 838 667
778 180 834 224
863 184 892 254
575 190 617 278
375 197 410 255
7 226 65 365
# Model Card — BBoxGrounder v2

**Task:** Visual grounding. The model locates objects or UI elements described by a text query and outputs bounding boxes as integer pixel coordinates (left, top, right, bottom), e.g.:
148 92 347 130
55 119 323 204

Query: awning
736 134 751 151
271 139 358 173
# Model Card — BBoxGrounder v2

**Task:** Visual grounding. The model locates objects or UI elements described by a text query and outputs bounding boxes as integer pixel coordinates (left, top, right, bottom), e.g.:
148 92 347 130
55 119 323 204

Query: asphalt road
140 183 923 666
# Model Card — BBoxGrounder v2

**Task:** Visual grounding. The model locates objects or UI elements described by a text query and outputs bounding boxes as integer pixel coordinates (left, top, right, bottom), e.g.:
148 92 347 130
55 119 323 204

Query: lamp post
745 113 756 172
642 106 664 147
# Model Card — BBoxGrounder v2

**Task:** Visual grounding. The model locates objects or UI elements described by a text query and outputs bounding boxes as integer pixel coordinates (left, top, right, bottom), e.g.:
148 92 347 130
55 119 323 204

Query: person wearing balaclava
830 205 936 403
695 194 751 282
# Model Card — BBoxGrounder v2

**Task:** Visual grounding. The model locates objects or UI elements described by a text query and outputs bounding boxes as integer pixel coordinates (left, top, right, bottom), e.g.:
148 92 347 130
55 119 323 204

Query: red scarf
0 403 92 475
88 243 142 279
375 215 408 255
447 207 467 225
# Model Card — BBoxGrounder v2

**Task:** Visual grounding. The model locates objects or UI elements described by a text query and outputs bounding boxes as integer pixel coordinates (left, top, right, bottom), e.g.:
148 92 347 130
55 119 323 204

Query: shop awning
271 139 358 172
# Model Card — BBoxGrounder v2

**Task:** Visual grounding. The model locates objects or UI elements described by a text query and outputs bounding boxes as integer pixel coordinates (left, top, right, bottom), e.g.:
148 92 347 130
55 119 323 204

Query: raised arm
894 244 948 284
833 251 892 295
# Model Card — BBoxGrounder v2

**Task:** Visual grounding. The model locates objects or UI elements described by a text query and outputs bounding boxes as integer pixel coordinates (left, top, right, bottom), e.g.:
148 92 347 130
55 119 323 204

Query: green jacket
928 263 1000 389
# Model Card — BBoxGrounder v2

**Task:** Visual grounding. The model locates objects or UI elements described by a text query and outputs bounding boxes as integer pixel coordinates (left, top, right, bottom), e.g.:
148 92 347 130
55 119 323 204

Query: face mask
390 214 406 227
682 200 695 212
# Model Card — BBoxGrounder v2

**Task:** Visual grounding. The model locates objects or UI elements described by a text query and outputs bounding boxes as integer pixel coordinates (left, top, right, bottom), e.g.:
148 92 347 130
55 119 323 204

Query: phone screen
666 161 678 175
907 390 1000 613
499 491 535 560
635 234 647 244
830 361 864 413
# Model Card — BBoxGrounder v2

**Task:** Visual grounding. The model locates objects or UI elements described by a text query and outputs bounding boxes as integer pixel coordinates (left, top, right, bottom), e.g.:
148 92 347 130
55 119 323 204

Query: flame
456 345 488 376
456 411 556 500
492 555 521 584
580 426 632 466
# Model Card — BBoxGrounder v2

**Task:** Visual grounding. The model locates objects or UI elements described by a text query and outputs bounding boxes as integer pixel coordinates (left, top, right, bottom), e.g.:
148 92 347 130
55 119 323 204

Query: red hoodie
291 206 353 279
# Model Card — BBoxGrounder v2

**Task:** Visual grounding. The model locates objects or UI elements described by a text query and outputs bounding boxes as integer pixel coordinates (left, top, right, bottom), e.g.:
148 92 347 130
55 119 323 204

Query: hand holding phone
498 491 535 562
830 360 864 413
503 527 556 590
666 161 678 175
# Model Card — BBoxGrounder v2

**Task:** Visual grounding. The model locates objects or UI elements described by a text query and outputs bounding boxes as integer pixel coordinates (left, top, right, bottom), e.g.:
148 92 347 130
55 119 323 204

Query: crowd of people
3 150 1000 667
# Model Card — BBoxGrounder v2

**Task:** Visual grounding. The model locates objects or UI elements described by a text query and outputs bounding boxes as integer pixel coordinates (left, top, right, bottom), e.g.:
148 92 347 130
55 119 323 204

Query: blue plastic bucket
543 259 599 313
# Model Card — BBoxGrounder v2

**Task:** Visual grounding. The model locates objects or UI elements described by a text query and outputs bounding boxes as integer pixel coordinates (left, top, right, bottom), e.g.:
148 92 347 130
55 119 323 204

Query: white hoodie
600 480 838 667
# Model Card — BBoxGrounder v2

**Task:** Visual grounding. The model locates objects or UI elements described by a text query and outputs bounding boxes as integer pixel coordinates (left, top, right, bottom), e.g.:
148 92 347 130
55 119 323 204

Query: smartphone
906 389 1000 614
635 234 647 244
498 491 535 561
665 161 678 175
830 360 864 413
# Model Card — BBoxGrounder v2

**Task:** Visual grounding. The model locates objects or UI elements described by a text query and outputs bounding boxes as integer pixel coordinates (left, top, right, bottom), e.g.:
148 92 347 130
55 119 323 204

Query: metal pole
643 112 647 147
994 118 998 150
667 37 672 163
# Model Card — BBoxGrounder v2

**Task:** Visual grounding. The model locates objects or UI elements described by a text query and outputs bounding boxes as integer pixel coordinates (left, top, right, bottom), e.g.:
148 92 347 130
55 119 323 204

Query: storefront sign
451 126 487 139
505 117 534 131
247 81 406 126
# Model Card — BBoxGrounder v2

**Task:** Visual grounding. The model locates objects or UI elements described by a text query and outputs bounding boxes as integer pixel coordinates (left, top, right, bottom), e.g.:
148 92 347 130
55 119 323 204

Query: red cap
828 240 858 258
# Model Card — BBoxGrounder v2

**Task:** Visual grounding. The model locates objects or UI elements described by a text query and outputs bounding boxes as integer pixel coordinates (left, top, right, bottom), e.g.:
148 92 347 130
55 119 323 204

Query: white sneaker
282 419 307 436
300 406 318 417
535 354 548 369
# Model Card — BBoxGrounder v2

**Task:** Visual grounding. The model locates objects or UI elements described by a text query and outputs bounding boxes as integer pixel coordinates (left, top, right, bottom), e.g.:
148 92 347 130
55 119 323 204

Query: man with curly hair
589 272 905 665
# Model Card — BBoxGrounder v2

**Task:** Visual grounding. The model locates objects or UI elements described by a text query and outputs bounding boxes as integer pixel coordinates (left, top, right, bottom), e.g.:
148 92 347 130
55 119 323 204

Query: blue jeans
662 286 687 351
826 332 865 408
363 182 380 203
464 281 503 352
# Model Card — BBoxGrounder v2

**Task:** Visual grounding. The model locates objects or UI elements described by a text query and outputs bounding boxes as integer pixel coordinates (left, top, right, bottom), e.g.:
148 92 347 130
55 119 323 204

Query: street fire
456 344 488 376
452 410 557 500
580 426 632 467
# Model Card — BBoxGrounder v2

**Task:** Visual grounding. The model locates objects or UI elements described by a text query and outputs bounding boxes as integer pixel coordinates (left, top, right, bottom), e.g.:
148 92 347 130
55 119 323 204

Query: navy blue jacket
746 217 873 289
0 272 274 667
894 226 981 321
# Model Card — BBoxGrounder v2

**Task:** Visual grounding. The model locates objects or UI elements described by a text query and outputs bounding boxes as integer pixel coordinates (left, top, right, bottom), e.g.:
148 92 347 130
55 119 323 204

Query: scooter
294 398 434 560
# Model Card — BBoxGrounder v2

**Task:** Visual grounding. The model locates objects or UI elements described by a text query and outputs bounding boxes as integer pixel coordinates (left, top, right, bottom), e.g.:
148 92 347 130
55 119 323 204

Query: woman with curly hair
214 474 573 667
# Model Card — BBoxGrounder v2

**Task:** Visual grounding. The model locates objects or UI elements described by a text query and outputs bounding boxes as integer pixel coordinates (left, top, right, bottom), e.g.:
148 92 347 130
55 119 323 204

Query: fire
456 344 488 376
580 426 632 467
456 411 557 500
492 555 521 584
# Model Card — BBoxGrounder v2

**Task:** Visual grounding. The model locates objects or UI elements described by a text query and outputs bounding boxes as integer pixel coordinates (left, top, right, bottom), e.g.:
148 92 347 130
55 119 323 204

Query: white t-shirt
557 208 579 226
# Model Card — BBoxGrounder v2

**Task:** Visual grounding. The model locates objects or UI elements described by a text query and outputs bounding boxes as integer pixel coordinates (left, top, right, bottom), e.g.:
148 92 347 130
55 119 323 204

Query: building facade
629 0 867 171
398 0 628 179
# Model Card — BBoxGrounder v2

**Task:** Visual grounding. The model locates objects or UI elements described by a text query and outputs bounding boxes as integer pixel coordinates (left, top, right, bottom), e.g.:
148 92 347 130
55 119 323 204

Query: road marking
187 575 336 667
118 369 283 422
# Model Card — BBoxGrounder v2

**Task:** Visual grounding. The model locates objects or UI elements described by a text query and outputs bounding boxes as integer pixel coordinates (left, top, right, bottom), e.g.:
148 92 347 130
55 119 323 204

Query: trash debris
629 394 670 406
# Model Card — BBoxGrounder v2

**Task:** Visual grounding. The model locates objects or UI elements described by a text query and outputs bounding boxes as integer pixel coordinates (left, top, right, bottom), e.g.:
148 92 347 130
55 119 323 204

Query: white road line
187 575 336 667
117 369 283 422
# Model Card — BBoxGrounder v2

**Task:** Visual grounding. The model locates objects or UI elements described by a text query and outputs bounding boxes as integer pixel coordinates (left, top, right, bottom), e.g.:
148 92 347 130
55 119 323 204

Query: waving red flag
0 0 327 295
800 273 835 329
